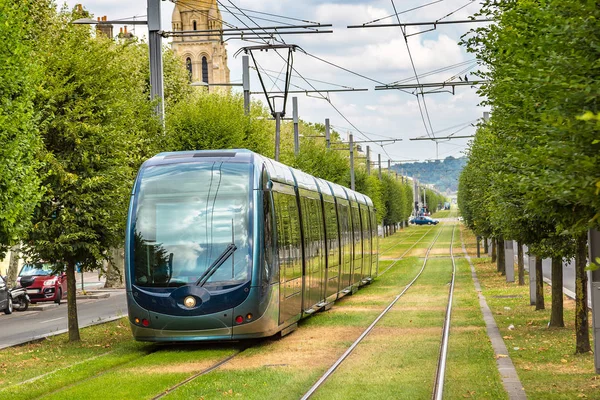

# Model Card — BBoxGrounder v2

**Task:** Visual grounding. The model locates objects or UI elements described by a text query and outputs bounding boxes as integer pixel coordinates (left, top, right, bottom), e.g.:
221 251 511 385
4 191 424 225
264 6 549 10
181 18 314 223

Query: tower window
186 58 192 82
202 56 209 84
193 20 197 31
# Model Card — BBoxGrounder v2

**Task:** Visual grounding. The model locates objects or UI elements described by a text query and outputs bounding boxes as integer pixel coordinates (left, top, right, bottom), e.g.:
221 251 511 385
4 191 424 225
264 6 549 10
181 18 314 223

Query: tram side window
352 206 362 260
263 191 276 285
324 201 339 269
310 197 325 272
273 191 302 284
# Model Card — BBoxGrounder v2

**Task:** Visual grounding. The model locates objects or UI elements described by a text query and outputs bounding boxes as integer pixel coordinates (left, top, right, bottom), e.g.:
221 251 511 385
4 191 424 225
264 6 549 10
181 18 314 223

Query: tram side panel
299 191 326 313
351 203 363 288
360 204 372 281
371 210 379 276
324 199 341 302
273 186 303 325
337 201 353 292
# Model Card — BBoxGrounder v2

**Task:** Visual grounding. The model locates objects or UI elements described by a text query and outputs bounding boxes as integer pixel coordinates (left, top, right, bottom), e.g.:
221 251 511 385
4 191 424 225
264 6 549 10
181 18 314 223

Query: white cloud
60 0 487 161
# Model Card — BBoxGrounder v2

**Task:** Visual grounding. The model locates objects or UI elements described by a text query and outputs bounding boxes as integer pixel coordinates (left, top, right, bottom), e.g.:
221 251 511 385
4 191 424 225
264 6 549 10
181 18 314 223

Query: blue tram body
125 150 378 342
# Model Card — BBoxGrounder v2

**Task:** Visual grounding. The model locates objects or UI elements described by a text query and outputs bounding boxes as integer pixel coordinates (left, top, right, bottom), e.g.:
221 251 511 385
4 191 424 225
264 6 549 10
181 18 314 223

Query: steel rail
378 224 438 276
379 225 426 255
432 223 457 400
300 224 446 400
151 350 244 400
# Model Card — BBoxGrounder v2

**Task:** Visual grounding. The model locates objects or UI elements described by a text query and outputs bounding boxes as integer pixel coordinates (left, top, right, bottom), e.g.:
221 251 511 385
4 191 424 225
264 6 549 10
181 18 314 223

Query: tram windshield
132 162 252 290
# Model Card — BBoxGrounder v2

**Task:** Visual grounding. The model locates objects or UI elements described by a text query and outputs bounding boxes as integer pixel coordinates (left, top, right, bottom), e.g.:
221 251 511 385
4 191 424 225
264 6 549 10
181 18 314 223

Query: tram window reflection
132 162 252 290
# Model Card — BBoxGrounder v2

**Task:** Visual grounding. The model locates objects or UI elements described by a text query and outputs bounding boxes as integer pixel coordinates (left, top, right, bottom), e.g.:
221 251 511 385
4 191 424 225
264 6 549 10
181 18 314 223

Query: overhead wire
391 0 436 139
360 0 446 26
214 1 395 160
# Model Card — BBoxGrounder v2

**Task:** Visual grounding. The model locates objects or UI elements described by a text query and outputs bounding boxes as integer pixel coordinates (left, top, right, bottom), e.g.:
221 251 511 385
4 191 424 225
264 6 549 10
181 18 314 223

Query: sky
61 0 489 164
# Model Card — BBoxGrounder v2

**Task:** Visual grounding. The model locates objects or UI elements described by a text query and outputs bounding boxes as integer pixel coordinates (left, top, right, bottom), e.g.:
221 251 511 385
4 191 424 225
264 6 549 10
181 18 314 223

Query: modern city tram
125 150 378 342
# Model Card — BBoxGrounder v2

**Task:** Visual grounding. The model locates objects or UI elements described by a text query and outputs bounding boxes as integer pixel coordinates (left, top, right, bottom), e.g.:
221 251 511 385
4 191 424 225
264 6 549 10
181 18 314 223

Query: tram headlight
184 296 196 308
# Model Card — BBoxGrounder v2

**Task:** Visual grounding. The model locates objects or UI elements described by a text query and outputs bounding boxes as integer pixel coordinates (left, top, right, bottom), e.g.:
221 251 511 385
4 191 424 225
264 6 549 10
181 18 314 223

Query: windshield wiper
195 243 237 287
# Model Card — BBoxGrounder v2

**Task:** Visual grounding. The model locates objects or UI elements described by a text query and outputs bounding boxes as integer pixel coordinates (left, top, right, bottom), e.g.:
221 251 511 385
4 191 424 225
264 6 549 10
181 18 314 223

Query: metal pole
366 146 370 175
293 97 299 156
275 112 281 161
529 253 536 305
388 159 391 175
325 118 331 149
349 134 355 190
589 228 600 373
243 55 250 115
505 240 514 282
147 0 164 122
378 154 382 179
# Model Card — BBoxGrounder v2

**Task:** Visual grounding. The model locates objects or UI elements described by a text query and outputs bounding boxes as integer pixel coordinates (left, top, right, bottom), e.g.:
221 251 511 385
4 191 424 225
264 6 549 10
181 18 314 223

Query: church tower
171 0 230 89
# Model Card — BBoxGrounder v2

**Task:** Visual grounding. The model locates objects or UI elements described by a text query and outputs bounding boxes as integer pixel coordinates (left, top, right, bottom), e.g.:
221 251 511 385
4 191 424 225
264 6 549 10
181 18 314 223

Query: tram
125 150 378 342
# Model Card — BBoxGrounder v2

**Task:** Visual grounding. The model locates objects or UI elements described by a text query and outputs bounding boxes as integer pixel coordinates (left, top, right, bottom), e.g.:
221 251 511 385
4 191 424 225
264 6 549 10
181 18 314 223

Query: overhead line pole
366 146 370 175
293 97 299 156
325 119 331 149
378 154 382 179
243 55 250 115
349 134 355 190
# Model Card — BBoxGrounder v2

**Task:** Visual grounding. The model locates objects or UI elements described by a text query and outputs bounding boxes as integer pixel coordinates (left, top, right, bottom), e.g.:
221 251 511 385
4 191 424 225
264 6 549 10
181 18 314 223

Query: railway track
300 221 458 400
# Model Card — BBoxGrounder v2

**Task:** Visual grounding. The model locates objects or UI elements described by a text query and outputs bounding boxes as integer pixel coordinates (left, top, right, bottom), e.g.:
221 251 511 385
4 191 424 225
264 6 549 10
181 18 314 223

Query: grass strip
461 227 597 399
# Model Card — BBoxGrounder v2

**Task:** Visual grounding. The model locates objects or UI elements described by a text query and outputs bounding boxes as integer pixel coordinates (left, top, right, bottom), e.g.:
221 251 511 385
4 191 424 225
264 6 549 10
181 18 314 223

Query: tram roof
143 150 373 206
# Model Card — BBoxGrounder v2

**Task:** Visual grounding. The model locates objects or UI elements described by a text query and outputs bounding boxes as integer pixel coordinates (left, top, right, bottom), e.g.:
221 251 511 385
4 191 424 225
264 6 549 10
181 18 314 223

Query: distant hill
391 156 467 194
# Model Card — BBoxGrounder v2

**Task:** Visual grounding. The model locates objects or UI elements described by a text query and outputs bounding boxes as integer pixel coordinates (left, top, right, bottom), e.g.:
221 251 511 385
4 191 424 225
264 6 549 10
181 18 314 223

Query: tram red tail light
142 319 150 327
235 315 243 324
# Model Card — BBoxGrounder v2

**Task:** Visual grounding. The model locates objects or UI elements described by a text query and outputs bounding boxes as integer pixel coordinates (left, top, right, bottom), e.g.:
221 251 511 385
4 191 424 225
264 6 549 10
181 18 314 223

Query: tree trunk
104 248 124 288
517 242 525 285
574 232 591 353
483 237 489 254
66 260 80 342
497 237 505 275
491 239 497 263
7 244 20 287
549 256 564 327
535 257 545 310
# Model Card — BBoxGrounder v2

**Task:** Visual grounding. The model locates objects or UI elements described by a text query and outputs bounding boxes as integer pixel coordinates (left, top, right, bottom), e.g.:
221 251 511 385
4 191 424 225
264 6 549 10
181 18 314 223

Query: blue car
410 216 439 225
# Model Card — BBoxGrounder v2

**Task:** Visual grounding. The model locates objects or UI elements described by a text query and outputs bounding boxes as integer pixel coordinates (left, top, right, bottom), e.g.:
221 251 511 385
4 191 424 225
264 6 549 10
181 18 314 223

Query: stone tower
171 0 230 89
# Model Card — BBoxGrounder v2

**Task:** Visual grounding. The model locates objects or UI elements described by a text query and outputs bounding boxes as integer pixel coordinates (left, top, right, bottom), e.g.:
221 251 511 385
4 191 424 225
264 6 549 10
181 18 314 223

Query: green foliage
0 0 52 255
459 0 600 248
165 91 273 155
23 7 159 269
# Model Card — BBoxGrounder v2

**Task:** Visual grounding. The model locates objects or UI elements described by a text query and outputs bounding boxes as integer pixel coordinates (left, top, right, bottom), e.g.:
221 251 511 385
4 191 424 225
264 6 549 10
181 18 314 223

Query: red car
17 263 67 304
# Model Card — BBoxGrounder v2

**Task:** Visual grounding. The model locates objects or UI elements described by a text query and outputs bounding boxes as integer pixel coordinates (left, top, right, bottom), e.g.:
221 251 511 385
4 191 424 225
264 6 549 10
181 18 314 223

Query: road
0 290 127 350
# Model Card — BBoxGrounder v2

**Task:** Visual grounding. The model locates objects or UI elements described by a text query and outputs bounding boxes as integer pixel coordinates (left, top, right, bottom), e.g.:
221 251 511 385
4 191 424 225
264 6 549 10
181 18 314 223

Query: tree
461 0 599 353
0 0 52 267
23 6 159 342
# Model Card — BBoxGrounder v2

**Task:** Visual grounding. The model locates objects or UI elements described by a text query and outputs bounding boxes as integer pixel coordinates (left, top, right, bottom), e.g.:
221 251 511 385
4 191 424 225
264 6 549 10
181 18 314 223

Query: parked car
410 216 439 225
0 275 12 314
17 263 66 304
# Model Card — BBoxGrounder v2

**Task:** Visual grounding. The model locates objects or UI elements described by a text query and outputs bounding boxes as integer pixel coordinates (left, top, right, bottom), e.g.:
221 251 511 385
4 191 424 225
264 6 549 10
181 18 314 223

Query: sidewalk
76 270 107 292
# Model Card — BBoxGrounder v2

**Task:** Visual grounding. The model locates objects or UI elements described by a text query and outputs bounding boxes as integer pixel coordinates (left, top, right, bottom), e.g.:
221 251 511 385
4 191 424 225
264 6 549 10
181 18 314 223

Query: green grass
461 228 597 399
11 223 588 399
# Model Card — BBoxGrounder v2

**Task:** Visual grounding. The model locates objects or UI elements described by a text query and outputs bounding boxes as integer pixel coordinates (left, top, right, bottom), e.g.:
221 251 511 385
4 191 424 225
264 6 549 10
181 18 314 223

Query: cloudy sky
62 0 488 163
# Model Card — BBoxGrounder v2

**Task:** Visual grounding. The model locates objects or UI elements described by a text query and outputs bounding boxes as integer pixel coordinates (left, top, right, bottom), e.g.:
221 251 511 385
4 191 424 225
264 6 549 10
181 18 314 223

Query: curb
0 315 126 350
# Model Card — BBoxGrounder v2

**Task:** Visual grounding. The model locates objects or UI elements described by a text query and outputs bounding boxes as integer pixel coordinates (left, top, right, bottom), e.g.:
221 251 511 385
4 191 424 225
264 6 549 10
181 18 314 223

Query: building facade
171 0 230 88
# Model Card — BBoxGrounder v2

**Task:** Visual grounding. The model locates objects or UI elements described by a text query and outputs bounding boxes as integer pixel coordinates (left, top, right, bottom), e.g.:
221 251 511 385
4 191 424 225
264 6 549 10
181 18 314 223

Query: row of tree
0 2 420 340
458 0 599 355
